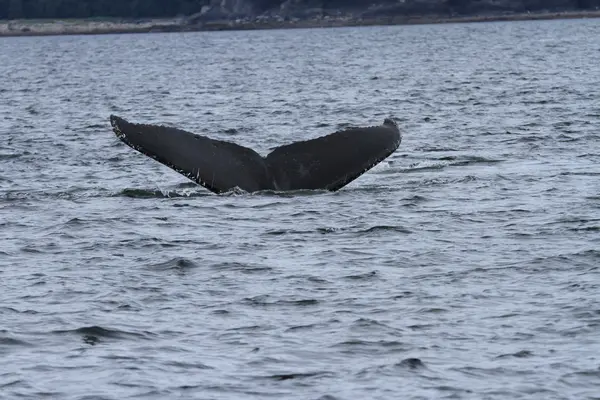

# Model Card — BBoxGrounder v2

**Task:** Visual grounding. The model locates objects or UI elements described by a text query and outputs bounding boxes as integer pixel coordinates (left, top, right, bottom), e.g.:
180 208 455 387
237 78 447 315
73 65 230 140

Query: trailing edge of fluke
110 115 401 194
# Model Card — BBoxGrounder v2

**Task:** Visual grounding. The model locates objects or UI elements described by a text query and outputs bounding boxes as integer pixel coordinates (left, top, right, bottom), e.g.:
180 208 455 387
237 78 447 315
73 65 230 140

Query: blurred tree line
0 0 207 19
1 0 598 20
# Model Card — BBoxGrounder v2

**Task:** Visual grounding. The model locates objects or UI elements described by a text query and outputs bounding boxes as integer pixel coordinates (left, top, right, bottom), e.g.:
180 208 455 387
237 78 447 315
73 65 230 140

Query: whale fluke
110 115 401 194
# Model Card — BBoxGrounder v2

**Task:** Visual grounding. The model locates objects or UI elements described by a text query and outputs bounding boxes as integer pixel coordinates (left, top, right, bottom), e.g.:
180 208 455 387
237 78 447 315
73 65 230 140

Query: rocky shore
1 9 600 38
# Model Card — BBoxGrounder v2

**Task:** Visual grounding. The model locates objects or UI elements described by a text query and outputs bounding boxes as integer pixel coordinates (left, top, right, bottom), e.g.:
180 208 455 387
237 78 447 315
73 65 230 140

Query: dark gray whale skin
110 115 401 194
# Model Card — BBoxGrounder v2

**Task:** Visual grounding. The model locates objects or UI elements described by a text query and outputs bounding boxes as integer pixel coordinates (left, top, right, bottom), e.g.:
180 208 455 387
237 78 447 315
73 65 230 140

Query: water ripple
1 18 600 400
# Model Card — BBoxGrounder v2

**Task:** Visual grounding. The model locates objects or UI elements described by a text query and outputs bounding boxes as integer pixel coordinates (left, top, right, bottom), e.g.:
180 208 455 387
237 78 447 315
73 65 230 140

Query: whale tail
110 115 270 193
264 119 401 191
110 115 401 194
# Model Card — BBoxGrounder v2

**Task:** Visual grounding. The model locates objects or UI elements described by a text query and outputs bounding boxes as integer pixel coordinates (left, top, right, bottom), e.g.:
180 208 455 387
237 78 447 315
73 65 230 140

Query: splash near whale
110 115 401 194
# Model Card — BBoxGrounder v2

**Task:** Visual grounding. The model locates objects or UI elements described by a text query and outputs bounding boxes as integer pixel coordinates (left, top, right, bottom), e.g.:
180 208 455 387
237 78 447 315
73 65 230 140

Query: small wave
61 326 138 338
0 336 31 347
351 318 394 330
497 350 533 359
565 225 600 233
404 194 429 203
270 109 292 116
0 380 24 389
417 146 458 152
397 358 426 370
0 153 22 160
343 271 378 280
283 299 319 306
265 371 334 381
285 323 318 332
341 185 395 193
2 188 114 202
479 130 504 136
307 276 331 284
317 227 341 234
20 246 43 254
447 156 504 166
64 217 86 226
418 307 449 314
241 295 319 307
577 153 600 159
453 366 529 378
521 121 543 128
557 134 580 142
265 226 368 236
0 307 38 315
220 187 251 196
211 262 273 274
25 105 39 115
335 122 355 130
222 128 238 135
225 324 270 333
85 123 107 129
502 135 544 144
360 225 412 234
252 188 330 197
560 171 600 177
400 163 446 173
407 323 438 331
560 369 600 388
333 339 406 351
264 228 308 236
149 257 200 271
531 250 600 268
357 358 428 379
175 182 201 189
118 188 166 198
248 201 287 209
164 360 213 370
117 188 211 198
562 369 600 379
401 155 502 174
52 325 154 344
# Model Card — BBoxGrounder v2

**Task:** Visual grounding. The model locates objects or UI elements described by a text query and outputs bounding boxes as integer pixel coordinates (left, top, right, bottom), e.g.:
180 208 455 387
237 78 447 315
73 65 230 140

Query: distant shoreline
1 10 600 38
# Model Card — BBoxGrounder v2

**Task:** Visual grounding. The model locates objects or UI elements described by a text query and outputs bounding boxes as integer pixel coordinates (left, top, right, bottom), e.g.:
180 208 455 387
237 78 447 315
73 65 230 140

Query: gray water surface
1 19 600 400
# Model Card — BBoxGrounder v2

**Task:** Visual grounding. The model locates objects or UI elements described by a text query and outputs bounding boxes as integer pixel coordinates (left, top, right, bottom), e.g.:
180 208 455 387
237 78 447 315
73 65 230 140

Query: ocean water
1 18 600 400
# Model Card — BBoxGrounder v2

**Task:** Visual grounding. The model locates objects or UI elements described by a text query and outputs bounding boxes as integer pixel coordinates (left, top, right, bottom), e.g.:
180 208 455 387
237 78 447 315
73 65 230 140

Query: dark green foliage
0 0 599 20
0 0 212 19
576 0 594 7
445 0 471 14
